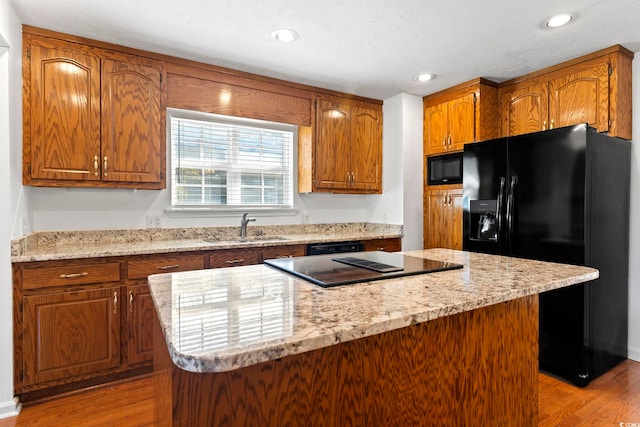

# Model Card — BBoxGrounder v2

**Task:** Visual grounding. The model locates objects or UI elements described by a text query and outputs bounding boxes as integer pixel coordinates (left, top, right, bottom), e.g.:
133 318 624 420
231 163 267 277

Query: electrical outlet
146 216 161 228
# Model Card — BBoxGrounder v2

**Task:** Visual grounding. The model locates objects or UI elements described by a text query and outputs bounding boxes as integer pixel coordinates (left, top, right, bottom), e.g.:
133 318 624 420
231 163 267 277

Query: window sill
164 207 300 218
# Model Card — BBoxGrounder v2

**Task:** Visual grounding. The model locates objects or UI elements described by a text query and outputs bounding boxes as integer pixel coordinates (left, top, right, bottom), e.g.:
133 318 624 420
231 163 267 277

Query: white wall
367 93 423 251
627 55 640 362
1 0 23 417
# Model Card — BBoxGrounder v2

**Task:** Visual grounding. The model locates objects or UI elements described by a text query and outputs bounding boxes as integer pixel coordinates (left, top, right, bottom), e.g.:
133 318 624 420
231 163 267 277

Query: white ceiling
10 0 640 100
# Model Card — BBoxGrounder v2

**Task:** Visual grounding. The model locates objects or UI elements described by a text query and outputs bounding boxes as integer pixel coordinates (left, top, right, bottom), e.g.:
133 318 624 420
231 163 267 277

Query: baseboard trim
0 398 20 419
628 346 640 362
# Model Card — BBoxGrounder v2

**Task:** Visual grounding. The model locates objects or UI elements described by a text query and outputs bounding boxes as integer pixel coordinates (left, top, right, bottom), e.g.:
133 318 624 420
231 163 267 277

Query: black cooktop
264 251 463 287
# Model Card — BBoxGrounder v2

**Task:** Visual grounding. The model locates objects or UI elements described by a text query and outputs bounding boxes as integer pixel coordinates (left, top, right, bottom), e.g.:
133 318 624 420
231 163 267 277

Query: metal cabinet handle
113 291 118 314
129 291 134 313
276 255 293 258
94 155 99 176
448 135 452 147
103 156 108 177
543 120 547 130
59 272 88 279
157 264 179 270
225 259 245 264
550 118 554 129
377 247 386 251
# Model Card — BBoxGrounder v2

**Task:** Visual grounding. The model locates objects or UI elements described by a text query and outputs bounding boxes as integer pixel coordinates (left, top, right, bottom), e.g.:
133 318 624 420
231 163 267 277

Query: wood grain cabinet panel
423 78 499 157
22 288 121 386
262 245 306 260
23 32 166 189
299 96 382 194
549 61 609 132
363 238 401 252
22 261 121 290
26 39 102 182
424 188 463 250
127 255 205 280
425 94 475 155
126 284 155 366
350 105 383 191
209 248 262 268
499 46 633 139
101 58 163 184
313 99 352 190
500 83 549 137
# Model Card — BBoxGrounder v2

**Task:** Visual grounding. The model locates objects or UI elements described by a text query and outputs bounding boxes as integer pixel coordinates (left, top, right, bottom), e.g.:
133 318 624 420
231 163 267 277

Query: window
170 110 295 209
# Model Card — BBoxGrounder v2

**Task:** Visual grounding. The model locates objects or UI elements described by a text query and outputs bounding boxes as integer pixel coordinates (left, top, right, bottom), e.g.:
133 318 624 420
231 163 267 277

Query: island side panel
154 295 539 426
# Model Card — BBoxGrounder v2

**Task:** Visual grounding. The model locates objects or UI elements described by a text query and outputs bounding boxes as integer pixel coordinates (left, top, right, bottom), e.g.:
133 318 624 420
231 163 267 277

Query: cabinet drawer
262 245 306 260
127 255 205 279
363 238 402 252
22 262 121 290
209 249 261 268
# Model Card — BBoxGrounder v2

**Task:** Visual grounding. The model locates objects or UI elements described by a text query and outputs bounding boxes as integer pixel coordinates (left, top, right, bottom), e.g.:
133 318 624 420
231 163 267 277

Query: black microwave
427 153 463 185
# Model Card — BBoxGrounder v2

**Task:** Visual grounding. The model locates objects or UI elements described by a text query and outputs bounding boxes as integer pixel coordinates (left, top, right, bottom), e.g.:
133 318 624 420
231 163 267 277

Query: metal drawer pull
129 291 134 312
157 264 179 270
377 247 386 251
59 272 89 279
276 255 293 258
113 291 118 314
225 259 245 264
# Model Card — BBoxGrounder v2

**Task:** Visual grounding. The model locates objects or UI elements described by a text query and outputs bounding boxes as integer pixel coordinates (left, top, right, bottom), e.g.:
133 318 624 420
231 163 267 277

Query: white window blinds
170 111 295 209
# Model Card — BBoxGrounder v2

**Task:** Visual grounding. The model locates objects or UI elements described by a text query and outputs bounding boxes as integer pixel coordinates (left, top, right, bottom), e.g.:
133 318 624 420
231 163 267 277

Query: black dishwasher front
306 241 364 255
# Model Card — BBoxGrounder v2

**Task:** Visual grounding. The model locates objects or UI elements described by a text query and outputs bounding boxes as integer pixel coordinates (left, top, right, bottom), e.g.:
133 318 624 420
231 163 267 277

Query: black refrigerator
463 124 630 386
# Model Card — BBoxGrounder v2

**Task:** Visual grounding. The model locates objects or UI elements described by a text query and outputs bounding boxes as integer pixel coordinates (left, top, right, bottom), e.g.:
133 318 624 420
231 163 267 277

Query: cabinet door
548 61 610 132
351 106 382 192
363 238 402 252
448 191 464 250
424 103 448 155
314 99 351 190
28 42 101 181
424 189 463 250
127 254 205 280
101 58 163 184
500 83 549 137
448 94 475 150
126 284 154 366
262 245 306 260
22 288 121 386
210 248 262 268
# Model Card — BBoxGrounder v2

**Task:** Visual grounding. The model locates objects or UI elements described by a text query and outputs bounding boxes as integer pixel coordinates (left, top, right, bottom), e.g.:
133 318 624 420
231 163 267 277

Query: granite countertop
11 223 402 263
148 248 599 374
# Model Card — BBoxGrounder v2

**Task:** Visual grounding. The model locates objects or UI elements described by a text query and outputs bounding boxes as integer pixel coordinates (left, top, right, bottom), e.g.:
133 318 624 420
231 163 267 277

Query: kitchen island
149 249 598 426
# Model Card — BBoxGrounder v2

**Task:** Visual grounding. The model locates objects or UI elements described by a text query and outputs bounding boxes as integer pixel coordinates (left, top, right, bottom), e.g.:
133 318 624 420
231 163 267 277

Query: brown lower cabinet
22 287 122 387
13 239 399 400
424 187 463 250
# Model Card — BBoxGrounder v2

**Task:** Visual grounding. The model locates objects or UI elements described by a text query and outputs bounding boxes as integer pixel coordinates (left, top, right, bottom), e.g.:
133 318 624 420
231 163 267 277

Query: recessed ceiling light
415 73 436 82
270 29 299 42
544 14 574 28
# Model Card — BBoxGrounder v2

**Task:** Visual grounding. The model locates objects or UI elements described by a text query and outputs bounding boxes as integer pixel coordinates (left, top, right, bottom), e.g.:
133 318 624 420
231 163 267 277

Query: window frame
167 108 297 214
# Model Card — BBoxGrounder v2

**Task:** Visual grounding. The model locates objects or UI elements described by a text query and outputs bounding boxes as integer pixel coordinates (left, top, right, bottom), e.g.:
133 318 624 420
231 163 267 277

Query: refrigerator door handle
506 175 517 253
496 177 506 252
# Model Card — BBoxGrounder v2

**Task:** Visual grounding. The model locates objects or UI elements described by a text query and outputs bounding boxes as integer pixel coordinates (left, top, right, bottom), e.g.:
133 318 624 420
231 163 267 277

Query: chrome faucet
240 213 256 237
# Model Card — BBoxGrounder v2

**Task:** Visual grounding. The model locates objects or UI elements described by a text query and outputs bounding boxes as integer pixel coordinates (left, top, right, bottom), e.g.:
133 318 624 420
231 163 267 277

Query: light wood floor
1 359 638 426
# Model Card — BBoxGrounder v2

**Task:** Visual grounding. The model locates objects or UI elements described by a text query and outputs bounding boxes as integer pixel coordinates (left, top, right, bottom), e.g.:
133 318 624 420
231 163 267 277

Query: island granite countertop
148 248 598 374
11 222 402 263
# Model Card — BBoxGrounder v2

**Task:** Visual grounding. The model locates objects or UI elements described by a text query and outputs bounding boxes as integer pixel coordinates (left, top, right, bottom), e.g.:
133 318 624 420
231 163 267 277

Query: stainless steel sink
204 236 290 244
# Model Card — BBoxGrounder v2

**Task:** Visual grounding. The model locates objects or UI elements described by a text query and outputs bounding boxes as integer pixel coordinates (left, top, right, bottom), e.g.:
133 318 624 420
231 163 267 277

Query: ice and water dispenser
469 200 499 242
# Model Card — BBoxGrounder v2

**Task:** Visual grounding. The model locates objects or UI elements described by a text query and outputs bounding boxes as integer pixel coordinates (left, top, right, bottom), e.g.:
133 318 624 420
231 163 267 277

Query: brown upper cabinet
299 95 383 194
499 45 633 140
423 78 500 156
23 32 166 189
